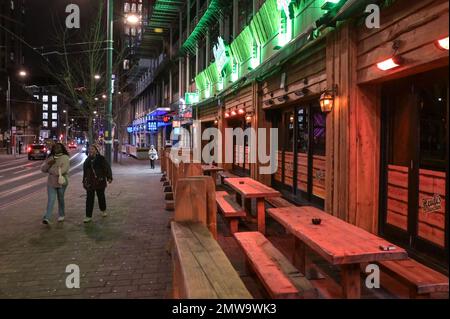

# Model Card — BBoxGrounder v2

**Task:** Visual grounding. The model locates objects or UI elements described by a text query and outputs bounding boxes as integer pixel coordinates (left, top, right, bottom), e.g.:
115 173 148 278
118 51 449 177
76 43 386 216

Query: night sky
24 0 100 83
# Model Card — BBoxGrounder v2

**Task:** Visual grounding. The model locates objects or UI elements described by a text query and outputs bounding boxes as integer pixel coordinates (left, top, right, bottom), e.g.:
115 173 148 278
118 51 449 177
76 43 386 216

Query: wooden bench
218 171 239 184
265 197 295 208
234 232 317 299
171 221 252 299
378 258 449 298
216 191 246 234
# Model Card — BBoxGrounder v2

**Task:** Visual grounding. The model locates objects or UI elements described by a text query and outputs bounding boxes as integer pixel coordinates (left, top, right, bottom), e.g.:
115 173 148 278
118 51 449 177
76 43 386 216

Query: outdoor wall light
277 95 288 103
376 56 403 71
231 110 237 117
245 114 252 122
320 85 337 113
238 108 245 115
436 36 449 50
295 88 310 97
224 112 230 118
266 99 274 106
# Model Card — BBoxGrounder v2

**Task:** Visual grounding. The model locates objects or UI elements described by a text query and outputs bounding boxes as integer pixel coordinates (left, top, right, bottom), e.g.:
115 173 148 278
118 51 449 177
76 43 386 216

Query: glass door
381 68 448 269
272 104 326 208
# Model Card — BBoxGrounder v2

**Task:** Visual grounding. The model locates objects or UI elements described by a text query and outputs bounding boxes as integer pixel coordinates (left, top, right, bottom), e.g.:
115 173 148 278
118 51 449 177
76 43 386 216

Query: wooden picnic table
267 206 408 299
201 165 224 184
225 177 280 234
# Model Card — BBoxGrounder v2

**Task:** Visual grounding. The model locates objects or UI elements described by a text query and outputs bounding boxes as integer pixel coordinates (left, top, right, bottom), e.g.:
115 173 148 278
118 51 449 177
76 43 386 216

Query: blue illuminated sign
147 121 158 132
127 126 133 133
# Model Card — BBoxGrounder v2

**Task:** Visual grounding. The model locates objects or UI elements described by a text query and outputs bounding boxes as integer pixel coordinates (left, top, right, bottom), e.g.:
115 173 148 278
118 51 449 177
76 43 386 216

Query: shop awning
148 107 172 117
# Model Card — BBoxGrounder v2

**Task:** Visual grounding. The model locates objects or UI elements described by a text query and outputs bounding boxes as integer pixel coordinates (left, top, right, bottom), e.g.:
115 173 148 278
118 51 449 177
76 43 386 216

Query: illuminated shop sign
184 92 199 105
213 37 230 76
147 121 158 132
127 126 133 133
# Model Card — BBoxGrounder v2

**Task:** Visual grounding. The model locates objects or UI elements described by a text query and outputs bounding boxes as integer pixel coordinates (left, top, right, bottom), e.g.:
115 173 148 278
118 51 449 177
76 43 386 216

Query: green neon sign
185 92 199 105
277 0 294 47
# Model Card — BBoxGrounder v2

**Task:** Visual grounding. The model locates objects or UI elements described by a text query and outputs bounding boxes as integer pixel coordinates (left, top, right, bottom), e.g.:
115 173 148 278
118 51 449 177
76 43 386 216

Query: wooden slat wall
225 85 254 112
312 155 326 199
356 0 449 84
297 153 308 192
260 41 327 109
283 151 294 187
418 169 446 247
198 103 218 121
275 151 282 182
386 165 409 231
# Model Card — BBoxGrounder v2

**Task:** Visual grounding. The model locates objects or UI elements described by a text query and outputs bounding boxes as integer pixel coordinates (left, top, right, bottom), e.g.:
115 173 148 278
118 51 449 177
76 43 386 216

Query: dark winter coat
82 154 113 190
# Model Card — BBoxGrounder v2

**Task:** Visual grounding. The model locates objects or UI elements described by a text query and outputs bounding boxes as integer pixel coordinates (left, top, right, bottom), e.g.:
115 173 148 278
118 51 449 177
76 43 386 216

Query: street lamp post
6 69 28 156
63 110 68 145
105 0 114 165
6 76 13 156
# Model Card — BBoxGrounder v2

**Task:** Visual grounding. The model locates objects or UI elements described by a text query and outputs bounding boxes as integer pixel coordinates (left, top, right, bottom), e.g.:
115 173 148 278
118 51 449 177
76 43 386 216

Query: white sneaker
57 216 65 222
102 211 108 217
83 217 92 223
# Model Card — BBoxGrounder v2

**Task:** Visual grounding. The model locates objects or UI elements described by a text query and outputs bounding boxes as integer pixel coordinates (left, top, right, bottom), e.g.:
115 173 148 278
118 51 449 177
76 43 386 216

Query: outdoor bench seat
216 191 246 234
234 231 317 299
265 197 295 208
378 258 449 298
218 171 239 184
171 221 252 299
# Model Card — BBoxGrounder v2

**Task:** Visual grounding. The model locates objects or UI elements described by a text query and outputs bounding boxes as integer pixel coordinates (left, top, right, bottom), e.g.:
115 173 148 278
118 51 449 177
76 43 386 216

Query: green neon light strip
230 26 254 64
249 0 279 46
180 0 226 55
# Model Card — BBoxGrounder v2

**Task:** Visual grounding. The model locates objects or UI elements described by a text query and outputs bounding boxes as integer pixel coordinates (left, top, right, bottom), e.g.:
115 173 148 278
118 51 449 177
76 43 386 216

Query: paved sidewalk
0 157 172 299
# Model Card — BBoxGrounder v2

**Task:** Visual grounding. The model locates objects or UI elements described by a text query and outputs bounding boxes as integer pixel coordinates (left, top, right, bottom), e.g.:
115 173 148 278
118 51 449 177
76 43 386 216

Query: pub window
238 0 253 34
312 111 326 156
419 85 447 170
297 108 309 153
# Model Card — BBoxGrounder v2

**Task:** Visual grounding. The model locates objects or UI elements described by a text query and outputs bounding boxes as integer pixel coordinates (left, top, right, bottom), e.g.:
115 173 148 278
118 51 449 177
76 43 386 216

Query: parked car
27 144 48 160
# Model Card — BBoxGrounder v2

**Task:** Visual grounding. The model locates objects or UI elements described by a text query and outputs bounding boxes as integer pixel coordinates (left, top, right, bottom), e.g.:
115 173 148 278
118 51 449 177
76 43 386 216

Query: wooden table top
267 206 408 265
201 165 224 172
225 177 280 198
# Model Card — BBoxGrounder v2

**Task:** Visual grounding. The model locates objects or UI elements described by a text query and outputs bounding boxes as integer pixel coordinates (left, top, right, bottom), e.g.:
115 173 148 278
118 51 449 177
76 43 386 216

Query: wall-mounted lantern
320 85 337 113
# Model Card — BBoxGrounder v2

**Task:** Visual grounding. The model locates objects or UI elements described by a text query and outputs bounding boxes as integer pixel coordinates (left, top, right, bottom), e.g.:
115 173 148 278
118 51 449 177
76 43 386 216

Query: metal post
105 0 114 164
6 76 11 155
65 111 68 145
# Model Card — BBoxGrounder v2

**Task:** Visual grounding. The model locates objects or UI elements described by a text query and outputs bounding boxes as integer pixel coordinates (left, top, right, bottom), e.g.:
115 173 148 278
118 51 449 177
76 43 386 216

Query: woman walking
41 143 70 224
82 145 113 223
148 145 158 169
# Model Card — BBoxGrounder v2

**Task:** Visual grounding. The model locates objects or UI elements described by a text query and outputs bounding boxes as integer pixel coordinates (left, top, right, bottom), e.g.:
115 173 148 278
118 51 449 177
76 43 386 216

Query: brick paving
0 156 172 299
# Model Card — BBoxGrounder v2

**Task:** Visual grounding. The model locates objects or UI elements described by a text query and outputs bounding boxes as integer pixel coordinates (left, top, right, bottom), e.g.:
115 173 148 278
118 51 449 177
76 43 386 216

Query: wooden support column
254 81 271 186
325 22 381 233
325 23 352 222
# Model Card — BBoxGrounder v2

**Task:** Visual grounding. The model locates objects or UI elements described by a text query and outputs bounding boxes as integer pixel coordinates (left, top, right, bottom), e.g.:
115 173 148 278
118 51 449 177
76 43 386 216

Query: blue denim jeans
43 185 67 220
